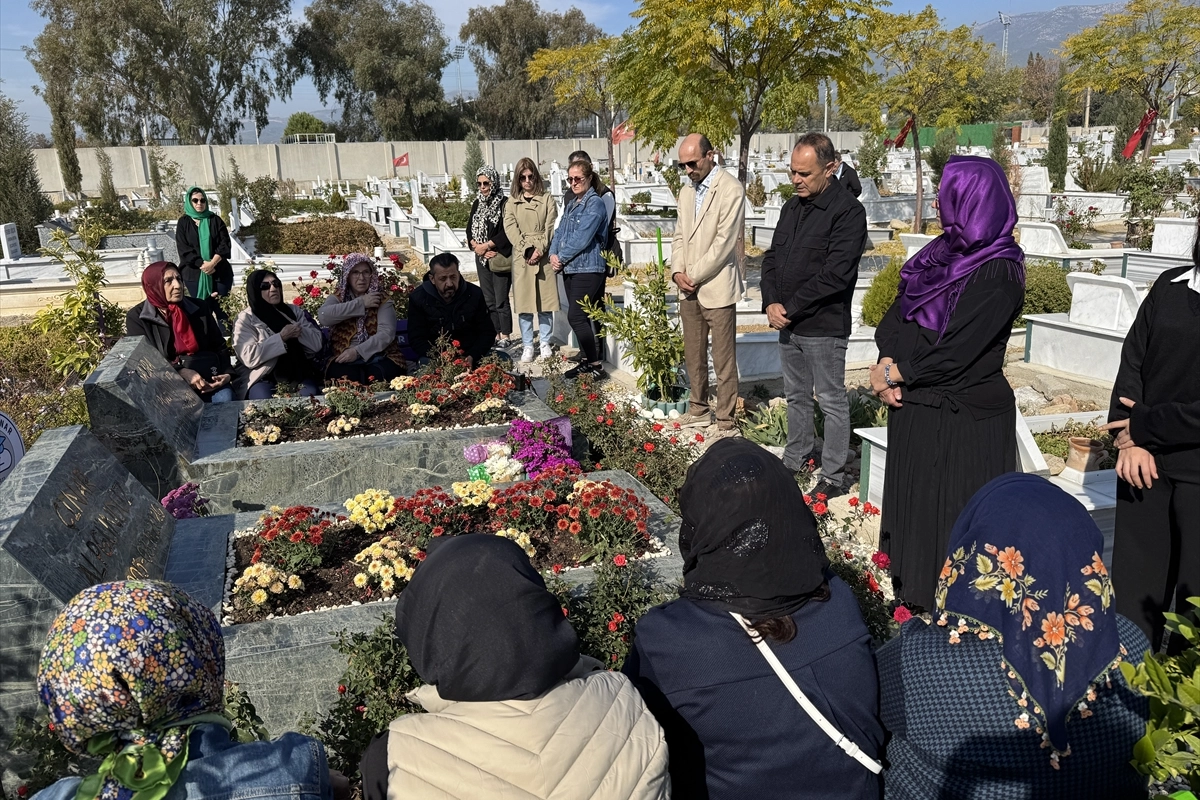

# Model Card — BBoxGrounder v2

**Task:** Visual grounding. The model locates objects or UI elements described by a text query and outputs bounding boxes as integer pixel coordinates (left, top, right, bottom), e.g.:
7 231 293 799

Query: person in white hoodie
359 534 671 800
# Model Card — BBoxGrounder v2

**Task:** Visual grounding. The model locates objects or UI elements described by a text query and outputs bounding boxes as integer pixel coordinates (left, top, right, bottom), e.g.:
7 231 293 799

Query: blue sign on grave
0 411 25 483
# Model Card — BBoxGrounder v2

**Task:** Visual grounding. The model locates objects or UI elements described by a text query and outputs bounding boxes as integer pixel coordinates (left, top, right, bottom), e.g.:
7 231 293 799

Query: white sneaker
539 344 554 360
520 346 535 363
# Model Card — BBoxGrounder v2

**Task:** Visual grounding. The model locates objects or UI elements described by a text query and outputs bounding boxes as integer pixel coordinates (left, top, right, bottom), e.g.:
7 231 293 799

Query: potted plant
581 236 687 414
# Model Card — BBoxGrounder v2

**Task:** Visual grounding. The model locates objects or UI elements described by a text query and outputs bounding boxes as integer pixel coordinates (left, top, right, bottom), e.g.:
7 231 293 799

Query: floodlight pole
998 13 1011 68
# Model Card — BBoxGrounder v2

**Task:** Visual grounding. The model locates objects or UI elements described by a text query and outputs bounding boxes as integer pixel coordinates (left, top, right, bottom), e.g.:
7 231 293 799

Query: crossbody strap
731 612 883 774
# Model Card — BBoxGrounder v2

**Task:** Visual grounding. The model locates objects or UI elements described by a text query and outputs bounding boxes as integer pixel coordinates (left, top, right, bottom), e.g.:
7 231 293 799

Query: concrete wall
33 131 866 198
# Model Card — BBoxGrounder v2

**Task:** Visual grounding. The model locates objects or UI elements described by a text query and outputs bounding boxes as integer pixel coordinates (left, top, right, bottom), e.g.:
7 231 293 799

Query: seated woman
233 269 324 399
317 253 405 384
33 580 339 800
126 260 235 402
359 535 670 799
878 472 1150 798
176 186 234 319
623 437 884 799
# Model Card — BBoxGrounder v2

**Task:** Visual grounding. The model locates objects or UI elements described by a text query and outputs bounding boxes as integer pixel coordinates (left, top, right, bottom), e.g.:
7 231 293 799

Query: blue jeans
209 387 233 403
247 378 320 400
778 331 849 486
518 312 553 348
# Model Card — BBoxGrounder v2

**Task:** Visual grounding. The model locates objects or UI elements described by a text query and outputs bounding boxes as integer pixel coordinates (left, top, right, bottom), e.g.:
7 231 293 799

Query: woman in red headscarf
126 261 236 402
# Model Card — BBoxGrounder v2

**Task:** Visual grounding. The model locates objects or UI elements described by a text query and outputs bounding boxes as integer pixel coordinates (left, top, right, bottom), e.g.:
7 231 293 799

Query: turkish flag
1121 110 1157 159
611 122 635 145
393 153 410 168
893 117 915 149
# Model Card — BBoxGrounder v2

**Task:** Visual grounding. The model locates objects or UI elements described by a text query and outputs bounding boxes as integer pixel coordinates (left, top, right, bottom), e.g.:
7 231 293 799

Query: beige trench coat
503 192 560 313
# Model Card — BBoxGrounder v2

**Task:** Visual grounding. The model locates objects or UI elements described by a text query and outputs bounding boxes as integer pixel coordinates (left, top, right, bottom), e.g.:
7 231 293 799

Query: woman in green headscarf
176 187 234 317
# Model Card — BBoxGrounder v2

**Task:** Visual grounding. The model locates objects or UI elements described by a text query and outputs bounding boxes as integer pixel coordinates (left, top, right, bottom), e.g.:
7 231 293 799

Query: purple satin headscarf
899 155 1025 336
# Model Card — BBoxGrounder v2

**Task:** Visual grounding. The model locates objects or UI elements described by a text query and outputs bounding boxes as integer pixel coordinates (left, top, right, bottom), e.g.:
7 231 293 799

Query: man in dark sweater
761 133 867 495
407 253 496 366
1103 247 1200 650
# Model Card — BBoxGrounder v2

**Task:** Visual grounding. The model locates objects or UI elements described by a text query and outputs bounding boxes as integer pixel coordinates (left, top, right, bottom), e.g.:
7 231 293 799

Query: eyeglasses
678 160 701 170
520 173 536 181
191 197 206 205
260 280 282 290
566 176 587 184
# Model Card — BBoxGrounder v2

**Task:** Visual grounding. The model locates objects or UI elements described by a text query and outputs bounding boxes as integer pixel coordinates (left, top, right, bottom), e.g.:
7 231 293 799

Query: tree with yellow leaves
527 37 620 177
1062 0 1200 161
610 0 876 186
843 6 992 231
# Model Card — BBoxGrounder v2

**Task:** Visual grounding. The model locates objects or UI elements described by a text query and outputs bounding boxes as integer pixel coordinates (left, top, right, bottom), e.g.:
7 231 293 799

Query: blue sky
0 0 1063 138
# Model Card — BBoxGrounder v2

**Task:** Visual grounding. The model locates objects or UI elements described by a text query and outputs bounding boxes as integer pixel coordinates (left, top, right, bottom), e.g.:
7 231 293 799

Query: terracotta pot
1065 436 1107 472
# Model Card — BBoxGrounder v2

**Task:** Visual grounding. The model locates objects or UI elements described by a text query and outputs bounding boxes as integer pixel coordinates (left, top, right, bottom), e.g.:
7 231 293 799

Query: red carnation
309 286 321 297
643 442 655 452
605 402 615 412
652 423 663 432
812 501 827 515
338 684 347 694
608 620 619 631
613 554 627 567
816 492 827 502
893 606 913 623
452 340 461 347
552 564 562 574
872 551 891 570
612 612 626 623
848 496 859 507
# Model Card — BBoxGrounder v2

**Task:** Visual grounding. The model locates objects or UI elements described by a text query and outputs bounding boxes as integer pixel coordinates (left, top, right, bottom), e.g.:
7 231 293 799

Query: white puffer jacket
384 657 671 799
232 307 324 390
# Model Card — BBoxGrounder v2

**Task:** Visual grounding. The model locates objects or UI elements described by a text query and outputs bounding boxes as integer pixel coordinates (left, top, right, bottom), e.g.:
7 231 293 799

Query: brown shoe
678 412 711 428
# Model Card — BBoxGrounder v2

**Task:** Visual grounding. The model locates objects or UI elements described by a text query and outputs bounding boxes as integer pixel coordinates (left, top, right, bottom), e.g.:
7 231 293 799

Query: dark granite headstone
0 426 175 745
84 336 204 500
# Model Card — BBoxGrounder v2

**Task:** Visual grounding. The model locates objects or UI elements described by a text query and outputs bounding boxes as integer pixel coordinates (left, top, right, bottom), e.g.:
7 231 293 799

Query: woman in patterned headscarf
317 253 406 384
33 581 337 800
467 165 515 347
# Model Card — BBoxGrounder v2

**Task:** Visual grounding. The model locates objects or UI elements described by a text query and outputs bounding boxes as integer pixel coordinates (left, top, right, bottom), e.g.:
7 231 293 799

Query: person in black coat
833 153 862 198
468 166 514 344
176 186 234 316
125 261 236 402
406 253 496 366
1103 219 1200 650
623 438 884 800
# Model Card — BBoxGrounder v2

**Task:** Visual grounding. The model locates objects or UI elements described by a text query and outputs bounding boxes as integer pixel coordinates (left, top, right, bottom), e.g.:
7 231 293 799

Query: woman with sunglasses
468 166 515 348
503 158 559 363
233 270 325 399
549 159 609 380
176 186 233 317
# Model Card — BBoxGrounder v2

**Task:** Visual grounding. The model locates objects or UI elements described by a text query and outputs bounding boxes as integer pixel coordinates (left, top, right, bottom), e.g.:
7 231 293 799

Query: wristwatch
884 364 899 388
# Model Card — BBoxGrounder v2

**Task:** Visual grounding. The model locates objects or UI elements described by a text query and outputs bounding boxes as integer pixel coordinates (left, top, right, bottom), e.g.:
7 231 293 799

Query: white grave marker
1 223 21 261
1065 273 1142 330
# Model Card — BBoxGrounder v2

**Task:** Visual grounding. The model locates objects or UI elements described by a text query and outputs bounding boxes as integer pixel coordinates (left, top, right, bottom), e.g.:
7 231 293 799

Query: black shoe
564 362 606 380
812 479 846 499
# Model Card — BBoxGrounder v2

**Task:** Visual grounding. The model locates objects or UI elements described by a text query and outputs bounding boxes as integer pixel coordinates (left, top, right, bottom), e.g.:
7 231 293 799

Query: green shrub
1019 260 1072 325
424 197 472 229
247 176 281 224
630 190 652 204
775 183 795 201
254 217 381 255
861 256 903 328
746 174 767 207
661 164 682 198
0 324 91 445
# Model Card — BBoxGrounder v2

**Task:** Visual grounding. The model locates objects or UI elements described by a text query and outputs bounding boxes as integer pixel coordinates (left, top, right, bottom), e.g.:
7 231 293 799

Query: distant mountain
972 3 1124 62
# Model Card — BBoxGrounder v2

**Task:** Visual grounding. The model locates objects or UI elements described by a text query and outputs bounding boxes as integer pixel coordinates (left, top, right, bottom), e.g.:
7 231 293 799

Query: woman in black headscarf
623 438 884 800
232 270 324 399
358 535 669 799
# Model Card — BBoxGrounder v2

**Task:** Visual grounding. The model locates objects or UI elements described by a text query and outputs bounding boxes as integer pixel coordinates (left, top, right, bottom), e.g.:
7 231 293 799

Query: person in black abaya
1102 215 1200 651
623 438 883 800
232 269 325 399
870 156 1026 612
358 535 669 799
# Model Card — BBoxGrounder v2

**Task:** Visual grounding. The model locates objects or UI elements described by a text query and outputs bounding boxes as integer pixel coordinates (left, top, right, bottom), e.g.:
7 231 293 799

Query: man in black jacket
407 253 496 366
761 133 867 496
832 153 862 198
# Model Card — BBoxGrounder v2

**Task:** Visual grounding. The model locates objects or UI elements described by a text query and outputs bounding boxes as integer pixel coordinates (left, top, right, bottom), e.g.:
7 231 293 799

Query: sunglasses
520 173 536 181
566 175 587 184
191 197 207 205
477 180 491 187
260 280 282 290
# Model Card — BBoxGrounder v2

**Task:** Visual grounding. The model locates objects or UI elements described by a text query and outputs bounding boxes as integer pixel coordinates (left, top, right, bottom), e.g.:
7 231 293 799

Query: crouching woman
359 535 671 799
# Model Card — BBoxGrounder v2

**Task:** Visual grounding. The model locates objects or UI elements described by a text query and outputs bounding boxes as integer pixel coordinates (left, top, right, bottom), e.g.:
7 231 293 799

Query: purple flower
160 482 210 520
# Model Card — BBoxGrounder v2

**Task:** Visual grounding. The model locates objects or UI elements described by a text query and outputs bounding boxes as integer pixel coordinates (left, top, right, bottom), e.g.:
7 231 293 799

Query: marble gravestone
0 223 20 261
83 336 204 501
1065 273 1141 331
0 426 175 746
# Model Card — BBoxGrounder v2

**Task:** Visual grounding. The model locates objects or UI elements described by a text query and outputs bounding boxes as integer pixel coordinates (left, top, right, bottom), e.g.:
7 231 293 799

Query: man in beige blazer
671 133 746 432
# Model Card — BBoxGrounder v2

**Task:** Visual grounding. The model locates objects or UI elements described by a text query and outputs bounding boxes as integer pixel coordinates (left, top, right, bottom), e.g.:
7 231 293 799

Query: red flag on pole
393 153 410 168
893 117 915 149
611 122 635 144
1121 110 1157 159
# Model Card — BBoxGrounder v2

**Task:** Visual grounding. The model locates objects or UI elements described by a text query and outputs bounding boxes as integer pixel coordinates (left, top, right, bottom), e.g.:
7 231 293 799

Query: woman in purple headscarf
869 155 1026 612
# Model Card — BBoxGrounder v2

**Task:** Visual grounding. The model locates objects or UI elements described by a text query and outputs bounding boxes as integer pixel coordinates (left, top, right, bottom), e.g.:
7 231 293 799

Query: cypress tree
0 92 55 252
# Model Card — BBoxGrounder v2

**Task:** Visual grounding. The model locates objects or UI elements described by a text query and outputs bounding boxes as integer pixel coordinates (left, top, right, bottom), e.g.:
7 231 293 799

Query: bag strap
731 612 883 774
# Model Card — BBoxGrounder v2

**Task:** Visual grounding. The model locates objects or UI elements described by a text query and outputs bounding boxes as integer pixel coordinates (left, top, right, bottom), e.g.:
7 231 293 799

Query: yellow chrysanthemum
250 589 268 605
353 573 369 588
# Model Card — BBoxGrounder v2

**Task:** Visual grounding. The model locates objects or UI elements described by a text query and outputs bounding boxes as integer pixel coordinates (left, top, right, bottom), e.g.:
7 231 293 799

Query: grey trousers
778 330 849 486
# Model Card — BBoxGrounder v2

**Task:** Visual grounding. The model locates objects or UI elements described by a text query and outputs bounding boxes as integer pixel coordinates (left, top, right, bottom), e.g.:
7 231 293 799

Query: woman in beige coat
504 157 560 363
359 535 671 800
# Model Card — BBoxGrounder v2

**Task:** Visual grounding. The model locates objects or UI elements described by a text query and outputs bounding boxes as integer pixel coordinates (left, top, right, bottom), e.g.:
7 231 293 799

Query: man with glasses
671 134 745 436
761 133 867 497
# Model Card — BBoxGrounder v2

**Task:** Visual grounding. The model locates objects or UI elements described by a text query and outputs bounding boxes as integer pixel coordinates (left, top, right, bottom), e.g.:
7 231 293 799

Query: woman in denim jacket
550 159 610 380
33 581 341 800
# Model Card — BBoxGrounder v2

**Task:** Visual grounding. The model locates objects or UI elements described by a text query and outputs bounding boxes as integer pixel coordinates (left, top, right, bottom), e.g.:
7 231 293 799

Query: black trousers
477 262 513 336
1112 471 1200 651
564 271 606 364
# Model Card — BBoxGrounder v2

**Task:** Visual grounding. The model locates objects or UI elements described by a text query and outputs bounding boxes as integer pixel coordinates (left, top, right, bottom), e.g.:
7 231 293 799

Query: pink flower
893 606 913 623
812 501 827 515
613 554 627 567
872 551 891 570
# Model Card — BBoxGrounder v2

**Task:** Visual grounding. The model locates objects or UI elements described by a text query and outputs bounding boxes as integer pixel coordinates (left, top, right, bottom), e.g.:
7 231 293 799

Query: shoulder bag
731 612 883 774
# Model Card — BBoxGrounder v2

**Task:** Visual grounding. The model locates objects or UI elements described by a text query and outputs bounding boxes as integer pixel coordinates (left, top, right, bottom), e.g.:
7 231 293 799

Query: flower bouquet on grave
464 441 525 484
507 419 579 479
291 256 339 316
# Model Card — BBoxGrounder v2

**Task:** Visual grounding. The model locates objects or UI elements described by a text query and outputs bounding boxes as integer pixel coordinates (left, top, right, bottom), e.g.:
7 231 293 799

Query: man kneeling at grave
407 253 496 366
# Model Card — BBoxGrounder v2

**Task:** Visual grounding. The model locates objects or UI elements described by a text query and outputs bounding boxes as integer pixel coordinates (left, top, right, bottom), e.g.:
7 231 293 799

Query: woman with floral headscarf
877 473 1149 797
175 187 233 317
33 580 339 800
317 253 406 384
468 165 515 346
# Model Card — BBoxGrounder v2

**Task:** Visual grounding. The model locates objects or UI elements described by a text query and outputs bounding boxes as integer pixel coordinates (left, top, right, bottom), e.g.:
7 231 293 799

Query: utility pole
998 13 1011 68
823 81 829 133
1084 87 1091 132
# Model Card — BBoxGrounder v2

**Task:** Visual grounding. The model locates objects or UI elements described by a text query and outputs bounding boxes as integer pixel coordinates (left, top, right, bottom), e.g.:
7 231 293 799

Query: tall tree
27 0 292 145
460 0 601 139
1022 53 1059 125
282 112 329 139
1063 0 1200 160
0 93 55 252
288 0 454 141
1046 83 1070 191
844 6 991 231
527 37 620 175
45 79 82 201
611 0 875 186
